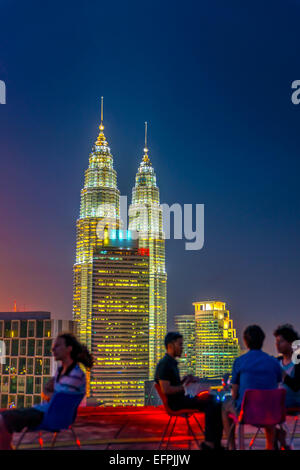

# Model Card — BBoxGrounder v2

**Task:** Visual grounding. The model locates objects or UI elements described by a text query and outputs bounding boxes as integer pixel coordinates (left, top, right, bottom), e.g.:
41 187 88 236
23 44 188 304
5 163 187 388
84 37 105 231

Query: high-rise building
73 99 120 350
0 312 75 409
174 315 196 377
193 301 239 379
89 230 149 406
129 124 167 379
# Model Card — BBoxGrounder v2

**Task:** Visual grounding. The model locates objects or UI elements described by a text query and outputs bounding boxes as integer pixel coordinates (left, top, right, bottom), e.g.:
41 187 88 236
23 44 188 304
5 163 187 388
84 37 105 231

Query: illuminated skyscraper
73 99 120 349
90 230 149 406
129 123 167 379
174 315 196 376
193 301 239 379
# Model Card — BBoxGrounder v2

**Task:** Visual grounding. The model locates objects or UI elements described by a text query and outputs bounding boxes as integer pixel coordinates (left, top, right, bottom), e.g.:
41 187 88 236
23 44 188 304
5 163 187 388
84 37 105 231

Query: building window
4 339 10 356
11 339 19 356
34 377 42 394
10 377 17 394
25 396 32 408
28 321 35 338
1 394 8 408
20 321 27 338
17 395 24 408
27 339 35 356
26 376 34 395
27 358 33 375
20 340 26 356
35 358 43 375
43 358 50 375
44 339 52 357
1 376 9 393
36 321 43 338
18 376 25 394
4 321 11 338
2 358 10 375
34 395 41 405
8 395 16 408
36 340 43 356
11 321 19 338
11 358 17 375
44 321 51 338
18 357 26 375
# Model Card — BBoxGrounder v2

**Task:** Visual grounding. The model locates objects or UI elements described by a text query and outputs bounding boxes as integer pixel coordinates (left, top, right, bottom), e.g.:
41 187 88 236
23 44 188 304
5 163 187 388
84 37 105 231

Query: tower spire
142 121 151 164
95 96 108 146
144 121 148 152
100 96 104 131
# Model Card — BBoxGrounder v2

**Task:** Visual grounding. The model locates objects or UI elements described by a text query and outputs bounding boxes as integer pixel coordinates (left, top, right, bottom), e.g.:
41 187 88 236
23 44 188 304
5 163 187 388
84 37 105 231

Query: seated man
155 332 223 450
222 325 282 450
0 333 93 450
274 324 300 407
273 324 300 448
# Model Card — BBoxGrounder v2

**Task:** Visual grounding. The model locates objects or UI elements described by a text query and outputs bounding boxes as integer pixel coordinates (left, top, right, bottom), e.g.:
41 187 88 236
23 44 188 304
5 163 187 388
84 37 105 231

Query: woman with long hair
43 333 93 399
0 332 93 450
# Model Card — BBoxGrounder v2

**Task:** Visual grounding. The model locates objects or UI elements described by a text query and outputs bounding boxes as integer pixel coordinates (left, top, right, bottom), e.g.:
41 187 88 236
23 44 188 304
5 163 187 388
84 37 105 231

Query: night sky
1 0 300 354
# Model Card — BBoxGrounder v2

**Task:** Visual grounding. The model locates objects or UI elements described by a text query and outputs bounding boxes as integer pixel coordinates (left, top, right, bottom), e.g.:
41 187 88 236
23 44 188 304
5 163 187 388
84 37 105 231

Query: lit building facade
193 301 239 379
0 312 75 409
174 315 196 377
129 124 167 379
90 230 149 406
73 100 120 349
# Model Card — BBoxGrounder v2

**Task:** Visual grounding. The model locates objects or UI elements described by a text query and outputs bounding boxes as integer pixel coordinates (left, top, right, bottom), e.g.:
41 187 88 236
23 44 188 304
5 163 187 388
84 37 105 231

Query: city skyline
73 102 167 388
1 1 300 356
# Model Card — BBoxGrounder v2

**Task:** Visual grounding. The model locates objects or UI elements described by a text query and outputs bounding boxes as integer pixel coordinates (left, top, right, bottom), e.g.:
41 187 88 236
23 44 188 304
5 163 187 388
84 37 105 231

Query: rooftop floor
11 406 300 450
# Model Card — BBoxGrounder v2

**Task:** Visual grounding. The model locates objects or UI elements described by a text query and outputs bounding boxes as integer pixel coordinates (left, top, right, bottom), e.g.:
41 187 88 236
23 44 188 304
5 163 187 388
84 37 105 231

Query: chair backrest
240 389 286 426
155 383 169 410
41 392 85 431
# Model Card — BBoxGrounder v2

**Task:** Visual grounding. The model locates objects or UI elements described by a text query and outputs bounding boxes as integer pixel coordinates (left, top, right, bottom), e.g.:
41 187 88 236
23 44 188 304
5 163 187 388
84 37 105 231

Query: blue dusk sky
0 0 300 353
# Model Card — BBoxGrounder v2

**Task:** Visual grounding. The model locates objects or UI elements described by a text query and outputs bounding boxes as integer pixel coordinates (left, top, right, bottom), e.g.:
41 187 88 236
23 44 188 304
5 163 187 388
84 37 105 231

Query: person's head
52 333 93 368
164 332 183 357
243 325 265 350
274 324 299 355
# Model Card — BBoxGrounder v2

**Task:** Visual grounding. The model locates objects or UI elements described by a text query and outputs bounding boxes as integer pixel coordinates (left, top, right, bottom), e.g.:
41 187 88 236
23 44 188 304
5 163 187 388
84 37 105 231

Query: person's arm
231 384 239 400
44 377 54 393
231 358 240 400
159 379 184 396
283 363 300 392
42 377 55 401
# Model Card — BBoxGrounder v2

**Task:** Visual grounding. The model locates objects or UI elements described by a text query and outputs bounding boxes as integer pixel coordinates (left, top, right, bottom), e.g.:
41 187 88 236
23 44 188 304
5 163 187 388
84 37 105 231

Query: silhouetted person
222 325 282 450
274 324 300 448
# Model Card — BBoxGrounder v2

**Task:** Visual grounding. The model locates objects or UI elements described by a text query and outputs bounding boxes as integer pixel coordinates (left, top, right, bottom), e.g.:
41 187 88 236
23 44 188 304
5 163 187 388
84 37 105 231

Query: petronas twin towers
73 100 167 404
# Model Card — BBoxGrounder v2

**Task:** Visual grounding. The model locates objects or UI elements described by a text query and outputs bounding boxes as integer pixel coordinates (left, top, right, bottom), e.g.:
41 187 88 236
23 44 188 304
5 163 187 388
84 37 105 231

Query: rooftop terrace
10 406 300 450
